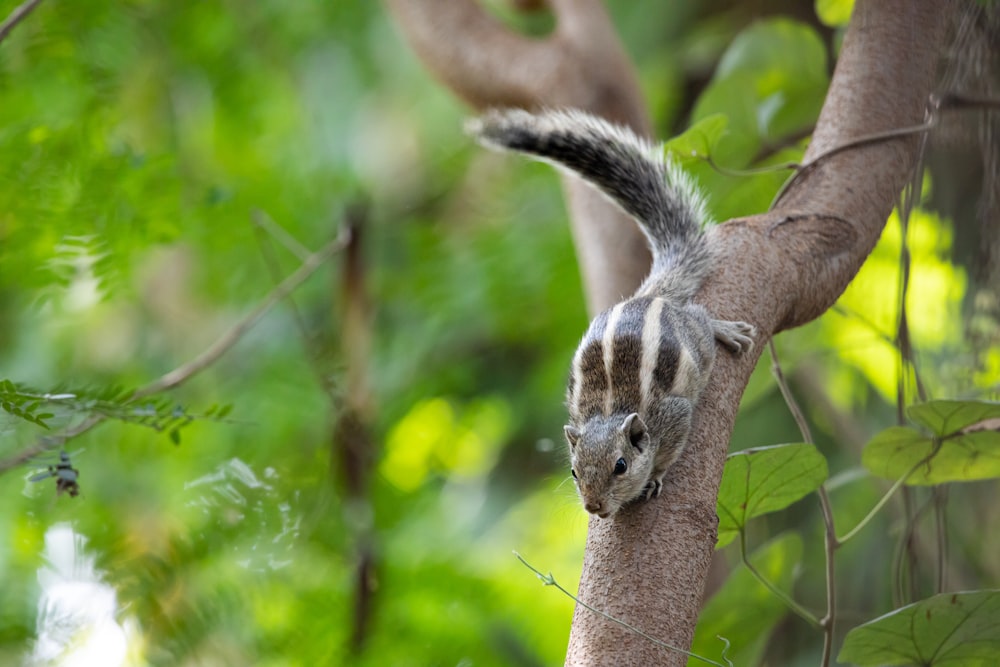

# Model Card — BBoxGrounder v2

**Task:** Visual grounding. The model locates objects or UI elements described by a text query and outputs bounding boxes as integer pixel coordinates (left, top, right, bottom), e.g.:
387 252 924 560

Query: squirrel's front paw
712 319 757 353
642 478 663 500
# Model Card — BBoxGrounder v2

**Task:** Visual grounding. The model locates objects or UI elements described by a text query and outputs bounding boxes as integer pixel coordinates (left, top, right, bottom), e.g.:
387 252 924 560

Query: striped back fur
567 296 710 425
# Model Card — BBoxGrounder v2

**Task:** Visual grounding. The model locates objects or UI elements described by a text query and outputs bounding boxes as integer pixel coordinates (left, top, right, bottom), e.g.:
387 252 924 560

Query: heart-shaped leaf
663 114 729 164
839 590 1000 666
862 424 1000 485
907 400 1000 437
716 443 828 548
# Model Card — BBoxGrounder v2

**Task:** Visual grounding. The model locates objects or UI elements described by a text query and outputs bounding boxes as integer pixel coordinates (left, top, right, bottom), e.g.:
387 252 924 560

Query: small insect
29 450 80 497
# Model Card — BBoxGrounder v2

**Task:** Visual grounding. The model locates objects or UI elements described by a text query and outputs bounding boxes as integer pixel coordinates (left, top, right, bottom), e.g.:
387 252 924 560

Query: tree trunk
385 0 950 663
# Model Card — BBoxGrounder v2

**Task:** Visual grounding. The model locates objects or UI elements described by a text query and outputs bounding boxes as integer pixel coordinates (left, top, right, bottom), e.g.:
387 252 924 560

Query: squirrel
468 108 755 518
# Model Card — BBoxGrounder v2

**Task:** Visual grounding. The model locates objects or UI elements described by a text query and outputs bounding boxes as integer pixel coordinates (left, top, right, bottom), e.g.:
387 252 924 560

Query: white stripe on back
602 303 625 414
639 299 664 413
672 346 696 396
569 344 584 409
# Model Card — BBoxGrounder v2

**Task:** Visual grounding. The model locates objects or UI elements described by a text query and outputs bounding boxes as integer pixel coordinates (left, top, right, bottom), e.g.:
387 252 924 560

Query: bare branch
133 227 351 398
0 0 44 45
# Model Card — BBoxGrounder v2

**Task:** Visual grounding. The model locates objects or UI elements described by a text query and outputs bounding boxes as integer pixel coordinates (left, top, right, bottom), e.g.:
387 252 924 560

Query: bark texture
385 0 950 664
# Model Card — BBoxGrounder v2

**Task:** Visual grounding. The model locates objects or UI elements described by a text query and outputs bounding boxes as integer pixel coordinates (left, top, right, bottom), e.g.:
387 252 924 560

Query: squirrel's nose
584 500 604 515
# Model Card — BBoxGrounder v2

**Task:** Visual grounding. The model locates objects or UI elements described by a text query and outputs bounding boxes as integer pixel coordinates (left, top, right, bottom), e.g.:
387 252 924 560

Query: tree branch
0 0 44 45
383 0 652 314
0 229 350 474
566 2 948 664
390 0 951 664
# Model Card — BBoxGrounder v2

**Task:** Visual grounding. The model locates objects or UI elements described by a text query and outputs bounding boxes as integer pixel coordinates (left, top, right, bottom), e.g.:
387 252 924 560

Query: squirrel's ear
620 413 647 451
564 425 581 448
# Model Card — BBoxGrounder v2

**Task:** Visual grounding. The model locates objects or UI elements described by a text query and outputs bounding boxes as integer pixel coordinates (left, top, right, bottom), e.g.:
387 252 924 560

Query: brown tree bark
385 0 950 664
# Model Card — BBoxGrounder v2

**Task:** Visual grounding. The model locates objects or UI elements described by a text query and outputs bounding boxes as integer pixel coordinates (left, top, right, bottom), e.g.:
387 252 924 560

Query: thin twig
769 87 1000 210
768 339 834 664
738 531 822 629
252 212 339 399
0 0 44 45
703 154 799 179
817 486 837 667
933 485 948 593
0 228 351 474
830 305 895 347
892 110 932 606
836 460 923 544
251 208 313 262
771 116 938 209
768 340 813 444
894 487 919 606
133 226 350 398
513 552 732 667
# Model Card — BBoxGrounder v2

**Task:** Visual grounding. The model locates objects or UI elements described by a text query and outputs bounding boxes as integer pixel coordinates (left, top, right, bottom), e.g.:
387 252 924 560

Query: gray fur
469 108 756 517
469 108 713 302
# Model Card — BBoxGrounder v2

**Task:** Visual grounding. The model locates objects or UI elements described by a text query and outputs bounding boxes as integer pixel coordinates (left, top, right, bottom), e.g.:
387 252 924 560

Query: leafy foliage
839 590 1000 666
0 378 231 443
863 400 1000 485
815 0 855 27
0 379 55 428
908 400 1000 436
664 114 729 166
0 2 994 666
716 443 828 548
690 533 803 666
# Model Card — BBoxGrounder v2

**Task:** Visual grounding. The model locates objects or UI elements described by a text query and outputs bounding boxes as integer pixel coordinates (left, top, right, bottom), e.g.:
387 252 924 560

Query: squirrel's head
565 412 655 518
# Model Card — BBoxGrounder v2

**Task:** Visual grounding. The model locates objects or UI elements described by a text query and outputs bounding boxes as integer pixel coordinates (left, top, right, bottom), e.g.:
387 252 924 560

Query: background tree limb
385 0 652 314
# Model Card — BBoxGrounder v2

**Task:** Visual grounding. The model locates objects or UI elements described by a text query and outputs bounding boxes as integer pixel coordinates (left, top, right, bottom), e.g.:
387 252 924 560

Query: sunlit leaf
664 114 729 163
690 533 802 666
717 443 828 548
907 400 1000 437
839 590 1000 666
694 18 828 159
862 425 1000 485
815 0 854 27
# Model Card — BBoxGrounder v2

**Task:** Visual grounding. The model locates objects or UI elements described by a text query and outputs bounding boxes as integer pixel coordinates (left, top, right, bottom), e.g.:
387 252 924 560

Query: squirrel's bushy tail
469 108 713 302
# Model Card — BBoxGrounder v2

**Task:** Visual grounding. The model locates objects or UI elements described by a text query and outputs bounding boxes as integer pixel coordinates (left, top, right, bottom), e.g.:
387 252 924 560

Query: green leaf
663 114 729 163
839 590 1000 666
907 400 1000 437
682 18 828 221
169 428 182 445
815 0 854 27
689 533 802 666
862 425 1000 485
716 443 828 548
694 18 828 158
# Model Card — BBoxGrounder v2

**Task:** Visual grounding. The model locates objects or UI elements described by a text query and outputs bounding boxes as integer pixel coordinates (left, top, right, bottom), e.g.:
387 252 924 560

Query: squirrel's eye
613 458 627 475
571 469 578 479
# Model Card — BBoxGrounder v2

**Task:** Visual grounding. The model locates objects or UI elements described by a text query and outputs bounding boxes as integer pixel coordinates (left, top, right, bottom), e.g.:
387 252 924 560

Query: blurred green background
0 1 996 665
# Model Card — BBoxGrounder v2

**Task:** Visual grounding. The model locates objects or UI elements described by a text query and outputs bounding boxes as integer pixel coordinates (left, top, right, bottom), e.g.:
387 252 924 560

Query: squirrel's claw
712 319 757 353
